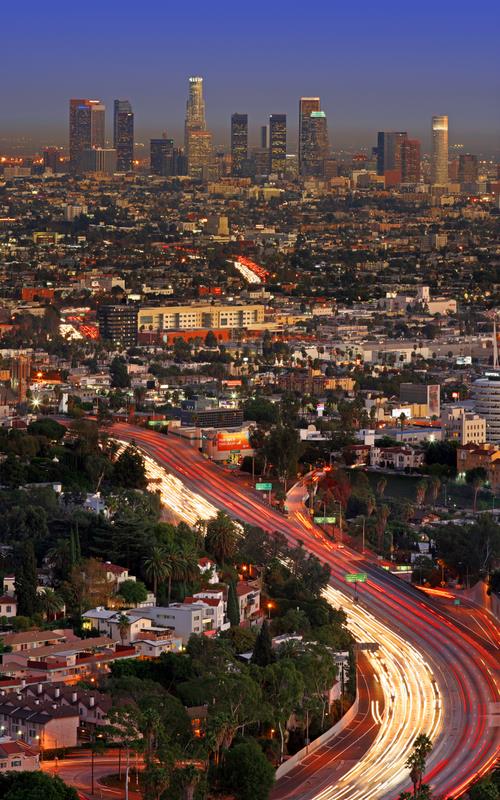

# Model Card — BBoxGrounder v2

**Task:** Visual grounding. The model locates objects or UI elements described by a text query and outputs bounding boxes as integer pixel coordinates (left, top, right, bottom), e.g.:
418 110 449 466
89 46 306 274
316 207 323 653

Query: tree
227 580 240 627
223 740 275 800
415 480 427 507
375 504 390 553
113 445 148 490
118 579 148 606
252 619 274 666
117 613 131 645
469 777 500 800
466 467 488 512
205 512 238 564
427 476 441 507
0 772 78 799
110 356 130 388
143 546 168 597
204 330 218 348
14 540 38 618
27 418 66 441
263 424 303 485
39 588 64 621
263 659 304 761
405 734 433 797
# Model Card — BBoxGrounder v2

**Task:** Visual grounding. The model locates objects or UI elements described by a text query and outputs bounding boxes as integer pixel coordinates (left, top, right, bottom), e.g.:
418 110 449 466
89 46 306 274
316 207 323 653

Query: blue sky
1 0 499 154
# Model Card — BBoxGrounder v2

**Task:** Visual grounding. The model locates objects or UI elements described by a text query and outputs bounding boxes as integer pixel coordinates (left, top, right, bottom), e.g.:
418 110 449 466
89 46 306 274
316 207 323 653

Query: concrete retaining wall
275 694 360 781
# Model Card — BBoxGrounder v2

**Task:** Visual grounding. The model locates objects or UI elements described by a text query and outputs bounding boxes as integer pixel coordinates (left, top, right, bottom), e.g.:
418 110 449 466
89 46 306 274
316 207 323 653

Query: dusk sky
2 0 499 155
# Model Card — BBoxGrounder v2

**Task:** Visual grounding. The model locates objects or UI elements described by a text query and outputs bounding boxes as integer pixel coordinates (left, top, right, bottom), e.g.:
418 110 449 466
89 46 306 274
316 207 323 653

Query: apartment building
137 303 265 333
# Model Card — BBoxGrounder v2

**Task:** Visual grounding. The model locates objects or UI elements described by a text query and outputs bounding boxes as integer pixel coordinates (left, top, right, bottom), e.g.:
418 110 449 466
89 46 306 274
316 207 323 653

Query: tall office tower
150 135 175 175
184 76 211 177
458 153 478 184
187 130 213 179
43 147 59 173
431 115 449 185
401 138 421 183
231 113 248 176
260 125 268 149
376 131 407 178
302 110 329 177
269 114 287 174
113 100 134 172
299 97 320 175
69 99 105 170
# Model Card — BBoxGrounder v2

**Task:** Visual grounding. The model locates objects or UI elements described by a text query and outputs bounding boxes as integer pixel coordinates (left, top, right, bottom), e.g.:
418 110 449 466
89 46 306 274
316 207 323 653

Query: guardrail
274 692 360 781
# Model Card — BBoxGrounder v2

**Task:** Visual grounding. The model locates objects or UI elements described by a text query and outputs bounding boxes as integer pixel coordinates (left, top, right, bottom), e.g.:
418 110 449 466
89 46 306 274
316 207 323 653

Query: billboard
216 431 252 452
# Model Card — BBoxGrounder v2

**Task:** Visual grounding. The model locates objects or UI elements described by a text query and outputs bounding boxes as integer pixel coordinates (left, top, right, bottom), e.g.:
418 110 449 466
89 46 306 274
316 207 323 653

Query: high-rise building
113 100 134 172
458 153 478 185
231 113 248 176
184 76 212 178
150 136 175 176
187 130 213 179
473 372 500 444
260 125 268 149
302 110 329 177
43 147 60 173
401 138 421 183
10 355 31 403
431 115 449 185
97 304 138 348
299 97 320 175
269 114 286 174
81 148 117 174
376 131 407 178
69 99 105 170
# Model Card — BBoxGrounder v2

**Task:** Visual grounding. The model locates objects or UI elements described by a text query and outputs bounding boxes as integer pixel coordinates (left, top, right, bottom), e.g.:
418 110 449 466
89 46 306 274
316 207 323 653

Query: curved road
112 423 500 800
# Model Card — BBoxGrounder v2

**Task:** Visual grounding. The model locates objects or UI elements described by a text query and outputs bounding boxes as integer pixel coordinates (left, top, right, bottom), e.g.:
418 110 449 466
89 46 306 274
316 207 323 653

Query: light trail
114 440 218 525
316 586 442 800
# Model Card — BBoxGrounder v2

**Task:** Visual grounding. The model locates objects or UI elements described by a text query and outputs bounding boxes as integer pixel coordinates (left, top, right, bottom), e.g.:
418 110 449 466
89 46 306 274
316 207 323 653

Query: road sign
355 642 380 652
256 482 272 491
313 516 336 524
453 598 461 606
345 572 368 583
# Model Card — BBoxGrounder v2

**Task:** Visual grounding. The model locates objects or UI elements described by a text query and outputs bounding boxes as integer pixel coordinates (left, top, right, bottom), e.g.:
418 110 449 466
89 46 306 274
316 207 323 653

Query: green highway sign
345 572 368 584
313 516 336 524
453 598 461 606
395 565 412 572
256 482 272 491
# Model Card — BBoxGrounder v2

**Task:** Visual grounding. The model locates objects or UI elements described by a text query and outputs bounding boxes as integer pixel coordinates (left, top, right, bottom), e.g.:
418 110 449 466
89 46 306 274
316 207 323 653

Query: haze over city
2 0 499 154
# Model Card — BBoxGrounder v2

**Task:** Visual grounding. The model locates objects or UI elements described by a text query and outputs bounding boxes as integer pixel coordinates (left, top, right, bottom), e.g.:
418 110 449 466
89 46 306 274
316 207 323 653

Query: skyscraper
302 110 329 177
113 100 134 172
458 153 478 185
299 97 320 175
401 138 421 183
231 113 248 176
69 99 105 171
187 130 213 179
150 135 175 176
431 115 449 185
260 125 268 149
376 131 407 178
269 114 287 174
184 77 211 178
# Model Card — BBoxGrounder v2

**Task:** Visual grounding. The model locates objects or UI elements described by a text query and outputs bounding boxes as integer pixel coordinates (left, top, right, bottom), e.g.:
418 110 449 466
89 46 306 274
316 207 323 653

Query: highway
111 423 500 800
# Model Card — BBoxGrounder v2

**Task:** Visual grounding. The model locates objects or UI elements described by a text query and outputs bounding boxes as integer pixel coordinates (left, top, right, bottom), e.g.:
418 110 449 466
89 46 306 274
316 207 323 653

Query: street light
267 601 273 620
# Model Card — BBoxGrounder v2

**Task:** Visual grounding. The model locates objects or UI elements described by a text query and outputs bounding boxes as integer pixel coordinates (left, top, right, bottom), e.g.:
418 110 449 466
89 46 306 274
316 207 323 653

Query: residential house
0 738 40 772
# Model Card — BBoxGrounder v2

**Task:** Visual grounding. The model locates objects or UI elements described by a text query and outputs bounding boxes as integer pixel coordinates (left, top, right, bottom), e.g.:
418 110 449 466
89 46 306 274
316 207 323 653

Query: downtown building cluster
61 78 464 189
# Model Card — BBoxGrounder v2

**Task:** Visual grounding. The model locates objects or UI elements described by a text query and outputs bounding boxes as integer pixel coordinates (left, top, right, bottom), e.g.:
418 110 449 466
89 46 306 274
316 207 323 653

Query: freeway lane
111 423 500 800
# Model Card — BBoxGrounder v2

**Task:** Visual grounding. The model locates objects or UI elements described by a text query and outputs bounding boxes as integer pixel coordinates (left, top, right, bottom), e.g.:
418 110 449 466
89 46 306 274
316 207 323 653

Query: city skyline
1 0 499 155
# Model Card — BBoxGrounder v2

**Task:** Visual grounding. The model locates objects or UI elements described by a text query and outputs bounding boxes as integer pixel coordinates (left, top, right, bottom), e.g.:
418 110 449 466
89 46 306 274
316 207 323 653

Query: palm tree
117 613 130 645
376 477 387 499
205 512 238 564
405 734 433 796
415 480 427 507
39 588 64 621
143 546 168 597
428 476 441 507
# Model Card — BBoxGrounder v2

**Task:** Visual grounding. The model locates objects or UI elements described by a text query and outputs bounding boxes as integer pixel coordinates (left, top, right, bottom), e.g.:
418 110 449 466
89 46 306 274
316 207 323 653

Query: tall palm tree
117 613 130 645
143 546 168 597
205 512 238 564
39 588 64 621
